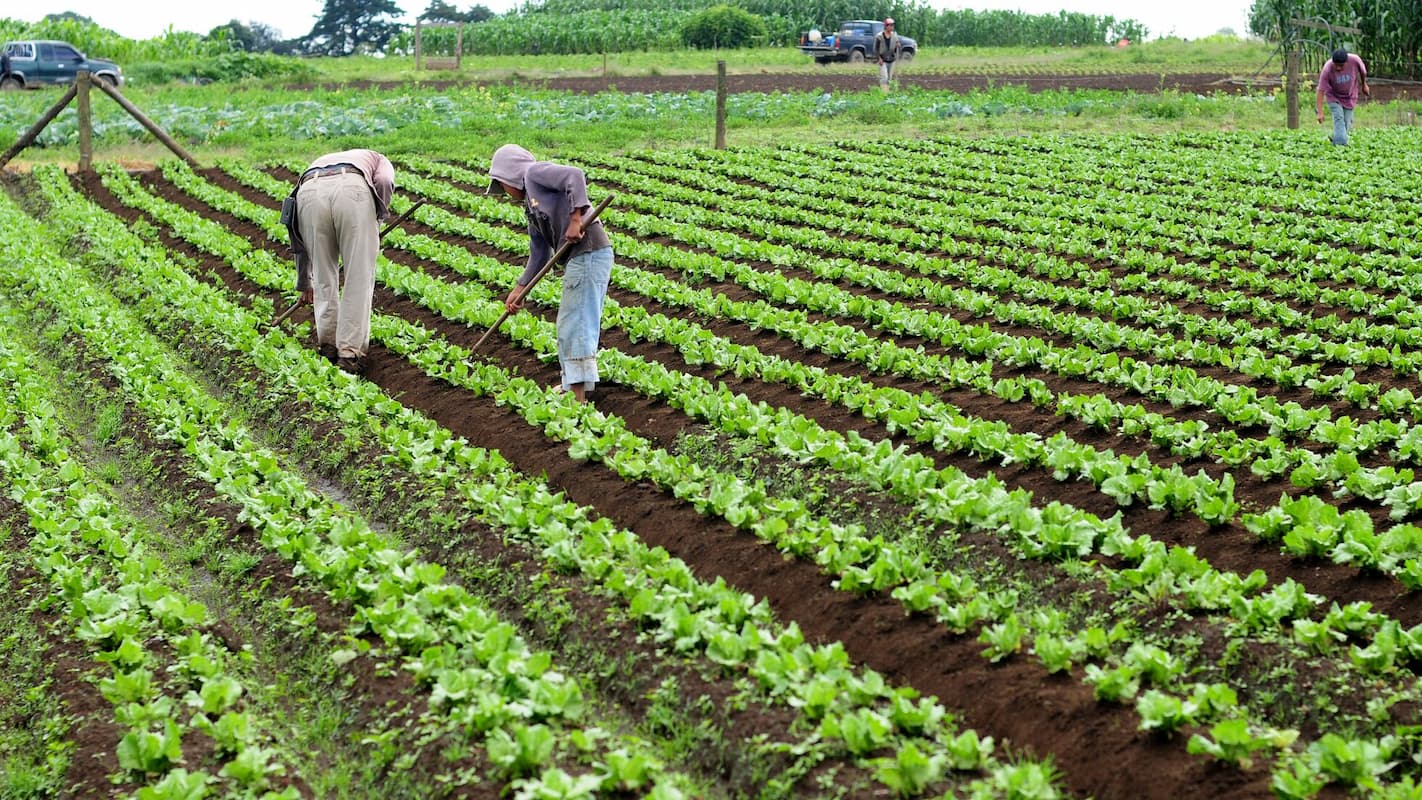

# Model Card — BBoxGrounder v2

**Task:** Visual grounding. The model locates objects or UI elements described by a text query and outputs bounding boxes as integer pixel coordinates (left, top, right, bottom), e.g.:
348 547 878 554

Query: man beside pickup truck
874 18 903 92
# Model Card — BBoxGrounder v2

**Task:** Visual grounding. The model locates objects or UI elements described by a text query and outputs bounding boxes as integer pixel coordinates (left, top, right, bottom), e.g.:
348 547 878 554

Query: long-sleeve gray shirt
518 161 611 286
874 32 903 62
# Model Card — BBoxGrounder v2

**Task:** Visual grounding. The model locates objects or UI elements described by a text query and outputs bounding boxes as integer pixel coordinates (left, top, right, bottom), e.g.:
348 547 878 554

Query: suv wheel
0 76 21 90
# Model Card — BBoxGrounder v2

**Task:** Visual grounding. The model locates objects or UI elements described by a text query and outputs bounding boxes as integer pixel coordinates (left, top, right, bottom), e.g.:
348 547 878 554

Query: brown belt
300 164 361 184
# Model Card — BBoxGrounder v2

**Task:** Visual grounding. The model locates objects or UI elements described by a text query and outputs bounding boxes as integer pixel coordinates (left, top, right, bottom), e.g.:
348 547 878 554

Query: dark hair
1332 48 1348 65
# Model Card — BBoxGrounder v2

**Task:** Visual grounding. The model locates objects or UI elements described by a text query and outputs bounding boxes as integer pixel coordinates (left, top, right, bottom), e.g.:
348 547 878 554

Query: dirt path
323 70 1422 101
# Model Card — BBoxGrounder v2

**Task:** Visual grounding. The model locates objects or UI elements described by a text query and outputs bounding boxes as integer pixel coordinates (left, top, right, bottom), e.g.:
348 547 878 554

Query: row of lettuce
381 146 1422 594
528 136 1422 792
0 161 1073 796
127 140 1422 797
11 124 1422 795
565 142 1422 573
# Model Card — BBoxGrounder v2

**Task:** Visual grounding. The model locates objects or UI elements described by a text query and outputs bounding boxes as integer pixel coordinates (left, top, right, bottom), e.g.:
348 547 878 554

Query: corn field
404 1 1147 57
1249 0 1422 79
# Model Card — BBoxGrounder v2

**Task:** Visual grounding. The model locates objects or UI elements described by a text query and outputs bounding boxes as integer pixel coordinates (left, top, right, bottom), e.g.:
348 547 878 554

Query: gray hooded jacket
489 144 610 285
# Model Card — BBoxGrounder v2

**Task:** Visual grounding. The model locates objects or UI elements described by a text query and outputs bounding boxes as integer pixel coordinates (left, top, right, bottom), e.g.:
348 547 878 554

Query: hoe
267 199 427 328
470 193 615 354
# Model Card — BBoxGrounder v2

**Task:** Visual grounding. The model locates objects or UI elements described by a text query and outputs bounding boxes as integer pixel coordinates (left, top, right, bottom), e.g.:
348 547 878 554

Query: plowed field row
5 128 1422 799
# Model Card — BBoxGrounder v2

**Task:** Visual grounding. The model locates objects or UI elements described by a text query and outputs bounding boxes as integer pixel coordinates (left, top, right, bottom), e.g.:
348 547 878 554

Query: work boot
336 355 368 376
317 343 338 363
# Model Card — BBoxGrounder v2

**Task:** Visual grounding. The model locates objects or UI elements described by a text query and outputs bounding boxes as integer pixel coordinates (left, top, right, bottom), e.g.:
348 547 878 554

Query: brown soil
19 127 1415 798
12 170 909 798
330 70 1422 102
79 164 1274 800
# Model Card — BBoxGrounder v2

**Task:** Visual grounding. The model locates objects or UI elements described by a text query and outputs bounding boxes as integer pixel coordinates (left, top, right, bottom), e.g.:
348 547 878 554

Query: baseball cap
1332 48 1348 64
884 17 894 25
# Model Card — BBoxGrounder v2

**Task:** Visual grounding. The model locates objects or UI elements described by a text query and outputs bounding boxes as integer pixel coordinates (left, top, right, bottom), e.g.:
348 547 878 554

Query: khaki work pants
297 173 377 358
879 60 896 90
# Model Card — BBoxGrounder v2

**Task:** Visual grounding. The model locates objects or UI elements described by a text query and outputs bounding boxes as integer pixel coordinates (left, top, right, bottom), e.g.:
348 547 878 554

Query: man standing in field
289 149 395 375
1316 48 1369 146
488 144 613 403
875 18 903 92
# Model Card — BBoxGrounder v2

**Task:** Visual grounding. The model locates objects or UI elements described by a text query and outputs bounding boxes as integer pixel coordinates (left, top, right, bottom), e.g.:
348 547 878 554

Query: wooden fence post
92 78 200 167
715 60 727 149
0 75 199 170
1285 45 1300 130
77 71 93 171
0 84 77 171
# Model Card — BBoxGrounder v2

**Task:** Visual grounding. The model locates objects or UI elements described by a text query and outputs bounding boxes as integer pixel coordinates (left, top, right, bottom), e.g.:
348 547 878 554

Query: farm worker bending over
875 18 903 92
488 144 614 404
1316 48 1369 146
290 149 395 375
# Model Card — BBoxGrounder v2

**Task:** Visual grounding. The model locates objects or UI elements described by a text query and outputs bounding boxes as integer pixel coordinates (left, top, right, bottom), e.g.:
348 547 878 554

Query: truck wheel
0 76 21 91
900 50 915 63
849 49 865 63
97 74 118 87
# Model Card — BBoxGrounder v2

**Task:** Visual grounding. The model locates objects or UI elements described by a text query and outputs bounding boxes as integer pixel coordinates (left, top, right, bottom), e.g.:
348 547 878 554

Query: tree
680 4 766 49
420 0 464 23
302 0 406 56
44 12 98 26
208 20 285 52
1247 0 1422 79
419 2 494 24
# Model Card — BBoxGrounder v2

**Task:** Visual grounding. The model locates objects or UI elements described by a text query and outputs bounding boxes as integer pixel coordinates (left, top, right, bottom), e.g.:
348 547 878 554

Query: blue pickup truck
0 40 123 90
798 20 917 65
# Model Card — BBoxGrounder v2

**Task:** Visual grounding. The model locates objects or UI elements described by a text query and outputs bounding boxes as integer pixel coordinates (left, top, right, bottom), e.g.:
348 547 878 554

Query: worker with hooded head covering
488 144 614 403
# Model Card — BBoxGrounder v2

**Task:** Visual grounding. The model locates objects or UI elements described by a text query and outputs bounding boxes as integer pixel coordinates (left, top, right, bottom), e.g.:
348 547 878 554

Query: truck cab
799 20 917 65
1 40 123 90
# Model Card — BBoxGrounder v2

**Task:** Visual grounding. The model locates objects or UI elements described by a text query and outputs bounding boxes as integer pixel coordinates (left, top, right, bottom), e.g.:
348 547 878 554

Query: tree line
4 0 1145 62
22 0 1419 79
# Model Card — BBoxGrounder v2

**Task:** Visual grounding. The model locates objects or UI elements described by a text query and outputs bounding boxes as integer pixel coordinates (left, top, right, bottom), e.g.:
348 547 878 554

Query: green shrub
122 52 317 87
1134 92 1196 120
680 5 766 50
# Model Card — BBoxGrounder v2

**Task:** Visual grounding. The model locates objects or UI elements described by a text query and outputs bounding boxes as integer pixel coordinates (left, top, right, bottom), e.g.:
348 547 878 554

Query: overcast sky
21 1 1253 43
